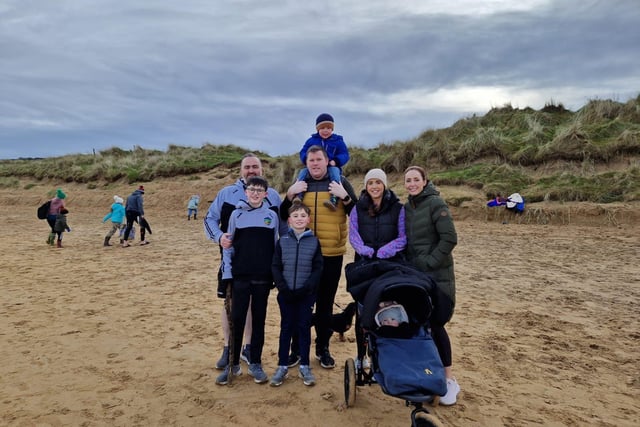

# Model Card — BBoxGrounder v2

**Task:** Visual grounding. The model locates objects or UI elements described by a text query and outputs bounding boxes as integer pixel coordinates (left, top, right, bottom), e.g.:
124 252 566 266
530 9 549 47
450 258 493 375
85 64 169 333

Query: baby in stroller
344 259 447 427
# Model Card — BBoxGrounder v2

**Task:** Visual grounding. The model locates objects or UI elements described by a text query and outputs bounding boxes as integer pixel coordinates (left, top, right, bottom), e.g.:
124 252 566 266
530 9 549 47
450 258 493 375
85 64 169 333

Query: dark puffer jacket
404 181 457 307
352 188 405 259
272 228 323 297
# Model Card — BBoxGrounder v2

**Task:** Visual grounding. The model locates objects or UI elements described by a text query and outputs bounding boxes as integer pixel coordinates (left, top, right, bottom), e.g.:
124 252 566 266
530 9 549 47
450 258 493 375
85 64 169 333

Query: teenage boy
216 176 279 385
204 153 287 371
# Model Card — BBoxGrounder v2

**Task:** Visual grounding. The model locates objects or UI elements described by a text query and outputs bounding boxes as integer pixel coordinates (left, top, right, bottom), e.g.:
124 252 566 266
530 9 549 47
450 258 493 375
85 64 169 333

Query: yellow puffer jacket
302 187 347 257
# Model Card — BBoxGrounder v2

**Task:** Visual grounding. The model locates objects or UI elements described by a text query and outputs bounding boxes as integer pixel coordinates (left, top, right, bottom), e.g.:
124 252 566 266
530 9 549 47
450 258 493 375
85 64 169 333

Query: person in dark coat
404 165 460 406
122 186 145 247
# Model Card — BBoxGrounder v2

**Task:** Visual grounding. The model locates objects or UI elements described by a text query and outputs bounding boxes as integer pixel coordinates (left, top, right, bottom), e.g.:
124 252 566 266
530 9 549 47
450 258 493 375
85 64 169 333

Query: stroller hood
358 267 435 331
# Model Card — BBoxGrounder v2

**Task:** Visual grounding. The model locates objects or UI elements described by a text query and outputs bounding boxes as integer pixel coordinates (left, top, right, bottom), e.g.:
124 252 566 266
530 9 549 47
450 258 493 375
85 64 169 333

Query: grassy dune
2 96 638 207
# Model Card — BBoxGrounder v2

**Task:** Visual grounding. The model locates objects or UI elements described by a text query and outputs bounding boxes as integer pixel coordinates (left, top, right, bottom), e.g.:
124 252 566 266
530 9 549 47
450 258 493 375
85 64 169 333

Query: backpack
37 200 51 220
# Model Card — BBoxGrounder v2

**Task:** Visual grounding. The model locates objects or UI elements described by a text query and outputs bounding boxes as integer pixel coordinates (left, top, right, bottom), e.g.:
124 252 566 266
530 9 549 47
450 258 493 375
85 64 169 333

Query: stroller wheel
344 358 357 407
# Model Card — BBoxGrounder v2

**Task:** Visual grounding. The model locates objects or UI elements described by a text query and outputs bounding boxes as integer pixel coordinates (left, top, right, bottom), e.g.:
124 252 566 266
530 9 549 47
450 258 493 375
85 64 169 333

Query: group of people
44 185 152 249
102 185 150 247
42 113 460 404
202 113 461 405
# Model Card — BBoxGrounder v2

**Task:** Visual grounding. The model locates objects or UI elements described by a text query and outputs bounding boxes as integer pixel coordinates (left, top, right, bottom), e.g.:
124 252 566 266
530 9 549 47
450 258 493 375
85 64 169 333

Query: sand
1 178 638 426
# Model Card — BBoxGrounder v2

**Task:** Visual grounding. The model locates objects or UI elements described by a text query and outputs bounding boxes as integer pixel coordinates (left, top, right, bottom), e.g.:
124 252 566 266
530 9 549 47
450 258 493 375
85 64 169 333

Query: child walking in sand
187 194 200 220
53 208 71 248
103 196 125 247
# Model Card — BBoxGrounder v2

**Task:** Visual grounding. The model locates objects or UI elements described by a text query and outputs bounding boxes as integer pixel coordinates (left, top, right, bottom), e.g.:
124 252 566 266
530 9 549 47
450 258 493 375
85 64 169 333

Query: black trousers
123 210 139 241
230 279 271 366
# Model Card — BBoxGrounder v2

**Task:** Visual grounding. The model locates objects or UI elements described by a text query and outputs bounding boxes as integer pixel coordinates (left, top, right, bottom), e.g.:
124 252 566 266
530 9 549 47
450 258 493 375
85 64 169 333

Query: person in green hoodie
403 165 460 406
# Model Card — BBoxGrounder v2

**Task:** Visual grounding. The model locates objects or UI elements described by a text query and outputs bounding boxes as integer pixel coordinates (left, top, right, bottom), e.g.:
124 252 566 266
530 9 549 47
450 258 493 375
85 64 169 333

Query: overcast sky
1 0 638 160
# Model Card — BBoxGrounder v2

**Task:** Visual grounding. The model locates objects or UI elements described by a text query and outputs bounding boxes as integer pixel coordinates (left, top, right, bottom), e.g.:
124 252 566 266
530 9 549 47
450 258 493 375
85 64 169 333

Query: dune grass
1 96 639 203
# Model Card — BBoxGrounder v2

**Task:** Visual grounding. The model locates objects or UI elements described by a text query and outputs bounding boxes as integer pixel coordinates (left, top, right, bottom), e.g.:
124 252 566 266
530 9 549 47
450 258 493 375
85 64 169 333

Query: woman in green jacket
404 165 460 406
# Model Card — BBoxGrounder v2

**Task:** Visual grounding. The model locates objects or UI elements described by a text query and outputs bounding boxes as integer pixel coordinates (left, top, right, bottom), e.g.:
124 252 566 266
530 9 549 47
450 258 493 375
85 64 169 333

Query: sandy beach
1 177 638 426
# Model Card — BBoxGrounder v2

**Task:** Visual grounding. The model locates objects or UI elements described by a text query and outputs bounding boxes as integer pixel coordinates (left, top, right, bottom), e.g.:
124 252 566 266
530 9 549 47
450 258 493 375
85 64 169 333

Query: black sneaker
315 349 335 369
287 352 301 368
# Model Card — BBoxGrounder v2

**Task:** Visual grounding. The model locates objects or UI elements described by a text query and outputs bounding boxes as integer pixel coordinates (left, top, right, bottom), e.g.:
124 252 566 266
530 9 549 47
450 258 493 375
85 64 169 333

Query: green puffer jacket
404 181 457 305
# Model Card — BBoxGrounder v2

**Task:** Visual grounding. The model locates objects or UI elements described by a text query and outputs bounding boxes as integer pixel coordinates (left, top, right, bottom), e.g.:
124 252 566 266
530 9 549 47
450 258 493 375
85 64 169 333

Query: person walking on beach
53 208 71 248
122 186 145 247
45 188 66 246
103 195 125 247
187 194 200 220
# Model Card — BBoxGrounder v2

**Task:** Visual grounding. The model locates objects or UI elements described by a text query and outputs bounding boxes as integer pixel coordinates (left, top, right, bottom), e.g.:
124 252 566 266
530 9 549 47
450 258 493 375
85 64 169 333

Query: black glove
218 279 232 299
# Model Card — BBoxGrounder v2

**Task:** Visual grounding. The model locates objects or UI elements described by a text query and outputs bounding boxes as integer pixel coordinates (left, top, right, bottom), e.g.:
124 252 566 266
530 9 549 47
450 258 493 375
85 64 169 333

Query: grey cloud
1 0 639 159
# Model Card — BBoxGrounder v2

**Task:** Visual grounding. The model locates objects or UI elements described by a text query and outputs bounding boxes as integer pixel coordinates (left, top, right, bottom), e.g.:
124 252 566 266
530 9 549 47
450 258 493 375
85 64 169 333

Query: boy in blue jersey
216 176 279 385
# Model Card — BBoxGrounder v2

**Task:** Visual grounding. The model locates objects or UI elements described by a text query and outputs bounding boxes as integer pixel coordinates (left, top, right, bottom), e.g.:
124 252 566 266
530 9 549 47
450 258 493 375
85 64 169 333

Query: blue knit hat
315 113 334 130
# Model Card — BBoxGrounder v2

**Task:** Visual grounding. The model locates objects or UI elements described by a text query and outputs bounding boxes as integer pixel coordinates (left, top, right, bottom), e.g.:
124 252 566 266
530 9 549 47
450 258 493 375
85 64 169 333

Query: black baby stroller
343 259 447 427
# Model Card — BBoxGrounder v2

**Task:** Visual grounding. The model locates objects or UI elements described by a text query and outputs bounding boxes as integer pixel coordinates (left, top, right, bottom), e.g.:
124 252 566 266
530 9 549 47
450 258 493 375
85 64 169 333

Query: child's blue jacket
300 133 349 168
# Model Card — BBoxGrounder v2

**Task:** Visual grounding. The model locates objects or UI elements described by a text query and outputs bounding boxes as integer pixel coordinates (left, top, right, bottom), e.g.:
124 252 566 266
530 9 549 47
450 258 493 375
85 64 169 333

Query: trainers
270 366 288 387
215 364 241 385
240 345 251 365
440 377 460 405
215 346 229 370
248 363 269 384
287 352 300 368
315 349 335 369
216 345 229 370
354 356 370 372
298 365 316 386
323 199 337 211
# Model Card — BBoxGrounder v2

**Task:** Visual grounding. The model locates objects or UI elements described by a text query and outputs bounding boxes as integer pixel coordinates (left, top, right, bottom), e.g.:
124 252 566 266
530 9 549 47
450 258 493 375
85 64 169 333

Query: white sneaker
440 377 460 405
354 356 370 372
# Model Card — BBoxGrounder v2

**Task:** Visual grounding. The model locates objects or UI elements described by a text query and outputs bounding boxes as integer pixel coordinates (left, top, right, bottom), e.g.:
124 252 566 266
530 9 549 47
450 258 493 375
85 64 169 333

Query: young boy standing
216 176 279 385
270 200 324 386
